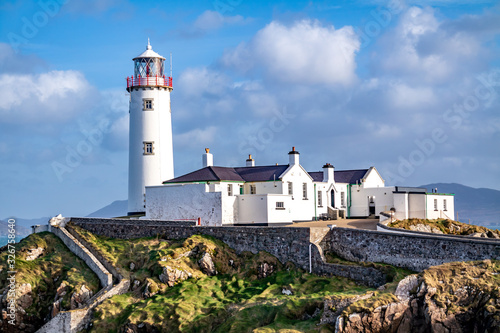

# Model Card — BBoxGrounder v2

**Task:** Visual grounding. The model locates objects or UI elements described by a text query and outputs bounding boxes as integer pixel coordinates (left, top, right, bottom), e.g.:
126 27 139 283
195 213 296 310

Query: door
331 190 335 207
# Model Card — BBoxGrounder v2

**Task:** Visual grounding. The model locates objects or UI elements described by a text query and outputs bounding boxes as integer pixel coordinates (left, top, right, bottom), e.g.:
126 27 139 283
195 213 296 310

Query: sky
0 0 499 219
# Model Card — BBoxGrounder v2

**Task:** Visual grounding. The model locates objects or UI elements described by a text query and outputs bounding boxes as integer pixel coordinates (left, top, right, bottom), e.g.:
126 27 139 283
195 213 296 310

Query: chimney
202 148 213 168
288 146 299 165
322 163 335 183
246 154 255 167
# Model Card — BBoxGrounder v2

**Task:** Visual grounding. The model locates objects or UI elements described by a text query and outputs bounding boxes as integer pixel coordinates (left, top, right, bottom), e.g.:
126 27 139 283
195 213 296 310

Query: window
443 199 447 211
302 183 307 200
143 141 154 155
434 199 438 211
143 98 154 111
250 185 256 194
341 192 345 206
227 184 233 196
239 185 244 195
276 202 285 210
288 182 293 195
318 190 322 207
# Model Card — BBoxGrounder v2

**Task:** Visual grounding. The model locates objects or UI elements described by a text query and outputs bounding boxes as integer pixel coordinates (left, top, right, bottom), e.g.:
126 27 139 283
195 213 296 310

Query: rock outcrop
159 266 190 287
198 252 217 276
258 262 274 279
70 284 93 309
336 262 500 333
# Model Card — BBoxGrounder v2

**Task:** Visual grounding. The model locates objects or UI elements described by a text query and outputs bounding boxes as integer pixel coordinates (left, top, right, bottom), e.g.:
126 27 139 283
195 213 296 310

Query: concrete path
285 218 379 230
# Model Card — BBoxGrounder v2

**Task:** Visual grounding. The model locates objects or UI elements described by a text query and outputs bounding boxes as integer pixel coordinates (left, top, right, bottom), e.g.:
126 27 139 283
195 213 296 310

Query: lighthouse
127 40 174 215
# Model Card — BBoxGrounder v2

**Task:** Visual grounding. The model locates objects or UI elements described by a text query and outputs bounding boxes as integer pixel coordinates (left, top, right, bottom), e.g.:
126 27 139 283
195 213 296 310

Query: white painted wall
350 186 395 217
128 86 174 214
393 192 409 220
425 194 455 220
237 195 268 224
361 167 384 188
281 164 315 221
408 193 426 219
145 184 222 226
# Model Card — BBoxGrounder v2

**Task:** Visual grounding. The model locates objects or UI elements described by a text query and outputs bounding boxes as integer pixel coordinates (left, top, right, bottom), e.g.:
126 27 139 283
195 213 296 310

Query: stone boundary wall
328 227 500 272
49 226 113 287
377 222 500 241
35 226 130 333
72 219 388 287
70 217 196 226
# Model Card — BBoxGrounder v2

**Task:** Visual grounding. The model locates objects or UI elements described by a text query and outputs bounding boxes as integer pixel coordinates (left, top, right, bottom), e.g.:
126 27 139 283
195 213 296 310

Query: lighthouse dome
133 39 165 60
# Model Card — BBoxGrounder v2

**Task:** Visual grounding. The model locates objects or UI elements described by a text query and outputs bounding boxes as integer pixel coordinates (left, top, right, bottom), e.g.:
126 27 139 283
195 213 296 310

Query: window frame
250 185 256 195
302 183 308 200
434 198 438 211
227 184 233 196
341 192 345 207
142 98 154 111
143 141 154 155
317 190 322 207
276 201 285 210
443 199 447 211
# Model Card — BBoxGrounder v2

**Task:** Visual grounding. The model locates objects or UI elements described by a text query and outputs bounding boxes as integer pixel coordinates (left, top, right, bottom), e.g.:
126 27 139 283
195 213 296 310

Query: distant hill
86 200 128 218
0 219 32 236
420 183 500 228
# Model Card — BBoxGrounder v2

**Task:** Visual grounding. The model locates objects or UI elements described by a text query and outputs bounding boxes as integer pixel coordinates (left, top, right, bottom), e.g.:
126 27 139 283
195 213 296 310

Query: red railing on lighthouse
126 75 173 89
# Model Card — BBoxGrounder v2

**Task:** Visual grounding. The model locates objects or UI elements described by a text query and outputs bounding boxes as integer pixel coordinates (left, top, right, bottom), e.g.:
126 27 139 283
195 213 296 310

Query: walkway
285 218 379 230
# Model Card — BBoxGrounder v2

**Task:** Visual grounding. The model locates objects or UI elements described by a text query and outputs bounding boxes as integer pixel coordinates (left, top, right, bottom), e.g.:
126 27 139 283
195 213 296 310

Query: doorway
330 190 335 207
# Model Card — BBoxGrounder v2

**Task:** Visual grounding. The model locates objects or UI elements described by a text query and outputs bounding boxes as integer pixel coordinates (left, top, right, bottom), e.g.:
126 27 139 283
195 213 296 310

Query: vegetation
422 259 500 316
69 226 380 332
324 252 415 314
388 218 500 237
0 232 100 329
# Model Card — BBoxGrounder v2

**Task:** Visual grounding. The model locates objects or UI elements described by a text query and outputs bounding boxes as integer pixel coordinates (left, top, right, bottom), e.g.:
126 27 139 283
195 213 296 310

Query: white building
145 148 455 226
123 42 455 225
127 41 174 215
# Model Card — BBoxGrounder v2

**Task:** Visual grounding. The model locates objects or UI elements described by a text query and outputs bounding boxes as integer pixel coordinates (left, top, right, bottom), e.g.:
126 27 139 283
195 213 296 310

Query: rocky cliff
331 260 500 333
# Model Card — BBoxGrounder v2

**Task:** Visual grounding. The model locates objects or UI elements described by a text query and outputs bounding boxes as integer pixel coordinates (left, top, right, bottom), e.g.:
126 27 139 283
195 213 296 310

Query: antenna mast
170 52 172 78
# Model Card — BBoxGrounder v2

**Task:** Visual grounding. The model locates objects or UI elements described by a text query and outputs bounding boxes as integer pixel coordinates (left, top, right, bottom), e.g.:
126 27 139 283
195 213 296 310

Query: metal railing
126 75 173 88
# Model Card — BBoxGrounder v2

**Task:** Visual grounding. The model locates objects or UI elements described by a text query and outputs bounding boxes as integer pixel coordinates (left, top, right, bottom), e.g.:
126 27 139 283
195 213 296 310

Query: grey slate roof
163 165 289 183
308 169 369 184
165 165 369 185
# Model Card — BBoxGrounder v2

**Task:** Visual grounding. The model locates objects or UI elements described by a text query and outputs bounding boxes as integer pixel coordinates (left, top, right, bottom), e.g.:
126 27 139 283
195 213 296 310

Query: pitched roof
308 169 369 184
163 165 289 184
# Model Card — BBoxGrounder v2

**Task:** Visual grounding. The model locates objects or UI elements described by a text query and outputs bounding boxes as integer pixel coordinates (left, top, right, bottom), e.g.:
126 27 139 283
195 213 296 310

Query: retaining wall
72 217 387 287
35 225 130 333
328 227 500 271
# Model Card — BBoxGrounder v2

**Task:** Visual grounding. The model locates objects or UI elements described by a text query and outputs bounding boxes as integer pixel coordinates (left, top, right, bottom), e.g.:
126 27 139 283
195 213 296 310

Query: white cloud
221 20 360 85
193 10 246 32
0 70 94 123
175 126 218 148
180 10 250 37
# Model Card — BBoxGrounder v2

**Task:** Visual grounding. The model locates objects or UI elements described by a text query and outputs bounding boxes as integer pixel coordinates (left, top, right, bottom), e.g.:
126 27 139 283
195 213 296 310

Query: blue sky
0 0 499 219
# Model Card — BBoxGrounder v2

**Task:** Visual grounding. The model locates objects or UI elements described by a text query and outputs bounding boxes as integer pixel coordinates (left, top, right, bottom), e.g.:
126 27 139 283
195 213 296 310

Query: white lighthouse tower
127 40 174 215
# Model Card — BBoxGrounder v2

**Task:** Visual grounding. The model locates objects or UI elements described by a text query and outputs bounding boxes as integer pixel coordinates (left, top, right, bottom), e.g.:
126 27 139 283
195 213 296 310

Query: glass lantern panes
134 57 164 78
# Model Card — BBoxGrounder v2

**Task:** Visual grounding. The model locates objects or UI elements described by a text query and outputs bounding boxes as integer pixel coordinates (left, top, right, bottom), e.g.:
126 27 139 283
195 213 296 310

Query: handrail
126 75 173 88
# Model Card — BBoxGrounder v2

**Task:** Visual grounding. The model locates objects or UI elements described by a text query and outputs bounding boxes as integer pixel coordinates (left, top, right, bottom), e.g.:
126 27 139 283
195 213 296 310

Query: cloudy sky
0 0 499 219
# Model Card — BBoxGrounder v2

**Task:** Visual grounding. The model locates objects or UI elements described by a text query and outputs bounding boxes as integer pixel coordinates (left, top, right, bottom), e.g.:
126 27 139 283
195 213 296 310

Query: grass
323 252 415 314
0 232 100 327
388 218 500 236
74 227 377 333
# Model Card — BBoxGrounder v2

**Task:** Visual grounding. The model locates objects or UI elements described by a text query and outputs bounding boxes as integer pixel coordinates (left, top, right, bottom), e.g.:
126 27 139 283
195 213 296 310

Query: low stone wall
70 217 196 227
328 227 500 272
72 219 387 287
49 226 113 287
377 222 500 241
72 219 313 270
35 225 130 333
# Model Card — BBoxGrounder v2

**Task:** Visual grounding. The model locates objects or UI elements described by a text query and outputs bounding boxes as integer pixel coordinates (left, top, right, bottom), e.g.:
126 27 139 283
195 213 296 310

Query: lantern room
126 39 173 91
